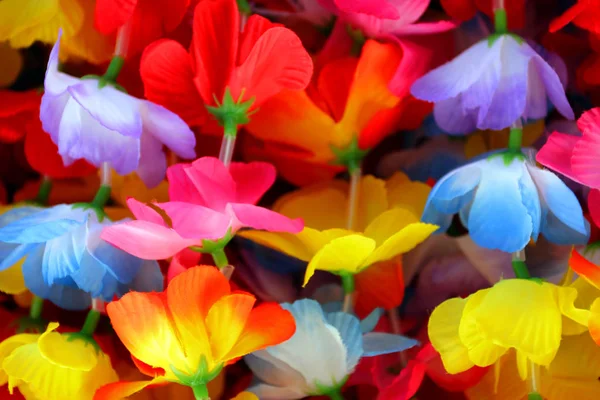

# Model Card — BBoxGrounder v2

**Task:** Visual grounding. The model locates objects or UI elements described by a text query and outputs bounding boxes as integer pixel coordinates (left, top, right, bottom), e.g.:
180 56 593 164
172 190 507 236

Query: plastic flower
0 205 33 295
0 322 118 399
0 204 163 310
41 32 196 187
465 332 600 399
0 0 113 64
550 0 600 35
140 0 313 129
245 299 418 399
242 174 436 286
422 150 590 252
101 157 303 260
94 0 190 57
245 40 431 185
97 265 295 399
428 279 590 377
537 108 600 189
411 35 574 133
591 189 600 229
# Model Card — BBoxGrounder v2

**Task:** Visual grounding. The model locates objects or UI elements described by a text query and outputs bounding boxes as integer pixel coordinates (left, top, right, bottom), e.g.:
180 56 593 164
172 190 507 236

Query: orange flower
96 265 295 399
244 39 431 186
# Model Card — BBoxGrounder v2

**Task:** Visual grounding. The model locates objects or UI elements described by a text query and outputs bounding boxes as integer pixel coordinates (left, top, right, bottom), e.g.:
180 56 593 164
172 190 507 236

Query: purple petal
137 132 167 188
433 96 478 134
44 31 81 96
531 56 574 120
141 101 196 159
40 92 70 144
68 81 143 137
58 98 141 174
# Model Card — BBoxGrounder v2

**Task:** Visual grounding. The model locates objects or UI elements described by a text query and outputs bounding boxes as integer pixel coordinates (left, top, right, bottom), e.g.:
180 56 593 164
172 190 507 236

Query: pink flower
101 157 303 260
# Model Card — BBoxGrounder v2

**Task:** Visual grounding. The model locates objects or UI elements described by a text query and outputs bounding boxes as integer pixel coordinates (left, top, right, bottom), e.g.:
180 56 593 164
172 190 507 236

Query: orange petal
224 303 295 362
106 292 186 379
93 377 169 400
206 293 256 362
589 298 600 345
354 257 404 316
569 248 600 290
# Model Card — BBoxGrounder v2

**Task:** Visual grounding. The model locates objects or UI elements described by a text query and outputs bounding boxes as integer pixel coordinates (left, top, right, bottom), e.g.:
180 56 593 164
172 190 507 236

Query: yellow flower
464 120 545 159
429 279 590 379
0 322 118 399
241 174 436 286
0 0 113 64
465 332 600 400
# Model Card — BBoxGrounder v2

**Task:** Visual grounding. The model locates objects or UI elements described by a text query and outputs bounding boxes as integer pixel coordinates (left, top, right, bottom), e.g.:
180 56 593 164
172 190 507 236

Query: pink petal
167 164 204 204
167 248 203 282
185 157 236 211
229 161 276 204
101 220 198 260
126 198 168 225
536 131 580 182
157 201 232 239
392 20 458 35
388 37 436 97
590 190 600 229
334 0 401 19
572 108 600 187
229 203 304 233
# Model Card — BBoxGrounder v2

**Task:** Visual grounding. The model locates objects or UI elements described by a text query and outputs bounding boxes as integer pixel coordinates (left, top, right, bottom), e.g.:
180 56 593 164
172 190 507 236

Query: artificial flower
465 332 600 399
96 265 295 399
140 0 313 129
550 0 600 35
101 157 303 260
245 298 418 399
590 189 600 228
245 40 431 185
0 205 30 295
0 322 118 399
0 204 163 310
242 173 436 286
464 120 545 159
411 35 573 133
41 32 196 187
441 0 525 29
94 0 190 57
0 0 114 64
428 278 590 377
537 107 600 189
422 149 590 252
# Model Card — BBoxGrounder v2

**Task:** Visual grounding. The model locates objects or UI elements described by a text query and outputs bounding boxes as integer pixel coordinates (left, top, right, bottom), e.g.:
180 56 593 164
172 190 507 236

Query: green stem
102 56 125 82
512 260 530 279
211 249 229 269
91 185 111 209
326 389 344 400
494 8 508 34
236 0 251 15
223 118 238 138
191 384 210 400
528 393 543 400
29 296 44 320
35 178 52 205
508 126 523 153
80 309 101 337
340 273 355 313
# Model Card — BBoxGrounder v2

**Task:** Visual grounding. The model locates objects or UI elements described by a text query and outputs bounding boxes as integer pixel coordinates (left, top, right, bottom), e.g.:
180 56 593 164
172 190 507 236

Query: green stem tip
35 178 52 206
326 389 344 400
508 126 523 153
29 295 44 320
528 392 543 400
91 185 111 209
80 309 101 337
512 260 531 279
102 56 125 83
192 384 210 400
494 8 508 34
211 249 229 269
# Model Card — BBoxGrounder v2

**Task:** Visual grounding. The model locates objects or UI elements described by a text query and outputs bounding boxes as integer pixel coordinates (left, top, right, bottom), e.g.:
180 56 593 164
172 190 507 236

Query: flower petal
136 131 168 188
93 0 137 34
229 203 303 233
229 161 276 205
334 0 401 19
0 205 85 244
0 259 26 294
572 108 600 187
362 332 419 357
38 323 97 370
185 157 236 210
167 164 204 204
245 351 306 390
140 101 196 160
590 189 600 228
536 131 580 183
94 377 169 400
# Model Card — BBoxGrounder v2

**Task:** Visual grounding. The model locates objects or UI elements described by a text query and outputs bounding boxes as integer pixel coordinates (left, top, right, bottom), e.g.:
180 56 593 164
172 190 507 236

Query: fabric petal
569 248 600 291
93 0 137 34
0 243 36 272
0 259 26 294
229 161 276 205
325 312 363 371
0 205 85 244
245 351 307 391
362 332 419 357
572 108 600 187
42 221 87 285
140 101 196 159
94 377 169 400
590 189 600 228
38 323 96 370
229 203 303 233
185 157 236 210
249 384 307 400
536 132 580 182
136 131 168 188
167 164 204 204
334 0 401 19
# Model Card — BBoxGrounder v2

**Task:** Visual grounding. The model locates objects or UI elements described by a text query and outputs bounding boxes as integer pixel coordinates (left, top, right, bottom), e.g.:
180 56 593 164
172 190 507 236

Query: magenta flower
101 157 303 260
40 32 196 187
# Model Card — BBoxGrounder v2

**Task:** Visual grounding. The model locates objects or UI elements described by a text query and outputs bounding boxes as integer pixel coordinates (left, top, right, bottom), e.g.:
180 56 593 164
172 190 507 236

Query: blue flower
422 150 590 252
0 204 163 310
245 299 418 399
411 35 573 134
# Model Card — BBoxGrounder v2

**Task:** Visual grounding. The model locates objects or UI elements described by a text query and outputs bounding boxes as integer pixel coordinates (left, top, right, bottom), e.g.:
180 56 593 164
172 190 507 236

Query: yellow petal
0 42 23 88
38 323 97 371
0 259 27 295
363 208 421 245
232 392 259 400
0 0 57 45
0 333 39 386
304 235 375 286
355 176 388 231
239 228 326 262
386 172 431 217
428 297 475 374
110 171 170 208
556 284 590 336
465 352 528 400
515 350 529 381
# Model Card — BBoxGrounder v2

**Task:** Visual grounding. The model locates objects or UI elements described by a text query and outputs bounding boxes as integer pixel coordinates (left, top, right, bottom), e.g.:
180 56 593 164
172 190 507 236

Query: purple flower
410 35 574 134
40 32 196 187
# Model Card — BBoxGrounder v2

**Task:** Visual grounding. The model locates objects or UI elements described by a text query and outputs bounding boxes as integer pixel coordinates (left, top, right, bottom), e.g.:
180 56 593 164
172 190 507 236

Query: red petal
24 120 96 179
354 258 405 318
476 0 526 30
238 14 280 65
425 349 488 391
230 27 313 106
440 0 477 21
317 57 357 122
0 90 40 117
590 189 600 229
131 355 166 377
141 39 207 126
94 0 138 34
191 0 239 105
378 360 427 400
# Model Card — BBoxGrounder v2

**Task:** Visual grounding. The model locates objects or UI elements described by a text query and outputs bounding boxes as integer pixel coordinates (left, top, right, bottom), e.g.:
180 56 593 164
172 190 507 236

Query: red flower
94 0 191 57
0 90 95 179
550 0 600 34
140 0 313 132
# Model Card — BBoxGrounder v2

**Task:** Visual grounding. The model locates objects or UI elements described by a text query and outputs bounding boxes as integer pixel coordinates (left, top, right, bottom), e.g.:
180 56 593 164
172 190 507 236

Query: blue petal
325 312 363 371
70 247 107 297
0 205 86 244
0 243 37 271
122 260 163 297
467 158 532 252
0 206 43 227
42 221 87 285
362 332 419 357
519 163 542 241
321 301 342 314
429 164 482 214
359 308 384 334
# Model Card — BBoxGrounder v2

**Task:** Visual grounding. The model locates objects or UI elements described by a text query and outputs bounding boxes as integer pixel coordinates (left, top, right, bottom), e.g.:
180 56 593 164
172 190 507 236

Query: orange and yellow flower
96 265 295 399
